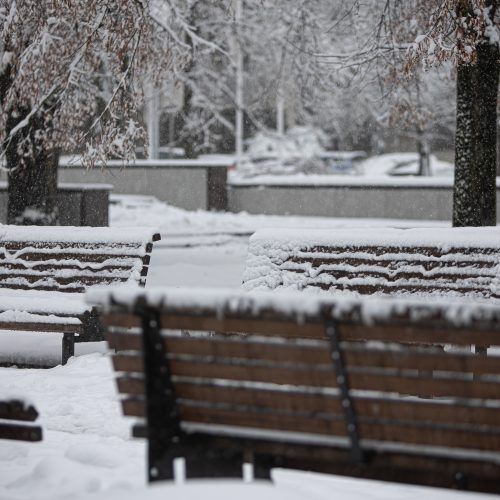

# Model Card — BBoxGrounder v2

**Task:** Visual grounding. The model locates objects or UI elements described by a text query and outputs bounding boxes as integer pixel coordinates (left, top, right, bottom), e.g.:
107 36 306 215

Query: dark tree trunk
417 132 430 176
6 109 59 225
179 81 196 159
453 4 499 227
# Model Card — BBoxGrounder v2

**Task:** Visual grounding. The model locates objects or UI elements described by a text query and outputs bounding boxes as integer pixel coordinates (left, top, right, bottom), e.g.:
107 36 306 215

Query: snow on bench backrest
0 225 161 293
242 227 500 300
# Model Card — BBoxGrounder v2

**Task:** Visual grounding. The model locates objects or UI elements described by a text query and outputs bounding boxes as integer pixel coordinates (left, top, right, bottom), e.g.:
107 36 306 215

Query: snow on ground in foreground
1 199 477 500
0 354 488 500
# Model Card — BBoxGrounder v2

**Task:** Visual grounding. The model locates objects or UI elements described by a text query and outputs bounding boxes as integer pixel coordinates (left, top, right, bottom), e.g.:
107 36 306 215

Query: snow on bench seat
242 227 500 299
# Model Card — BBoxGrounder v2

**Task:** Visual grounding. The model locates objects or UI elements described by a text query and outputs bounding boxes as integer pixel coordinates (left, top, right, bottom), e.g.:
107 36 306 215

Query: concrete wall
0 182 110 226
58 160 228 211
228 182 500 221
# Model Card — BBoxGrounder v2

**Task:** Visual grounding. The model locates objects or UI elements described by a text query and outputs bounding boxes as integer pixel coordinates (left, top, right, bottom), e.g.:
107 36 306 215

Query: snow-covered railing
242 227 500 301
90 286 500 493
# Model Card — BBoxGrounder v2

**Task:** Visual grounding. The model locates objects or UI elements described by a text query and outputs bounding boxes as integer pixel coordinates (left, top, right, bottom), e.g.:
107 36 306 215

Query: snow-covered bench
89 287 500 494
242 227 500 300
0 399 42 441
0 225 160 365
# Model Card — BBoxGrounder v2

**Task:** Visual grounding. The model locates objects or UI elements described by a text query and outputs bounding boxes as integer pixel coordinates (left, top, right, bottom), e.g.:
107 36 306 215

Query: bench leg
62 332 75 365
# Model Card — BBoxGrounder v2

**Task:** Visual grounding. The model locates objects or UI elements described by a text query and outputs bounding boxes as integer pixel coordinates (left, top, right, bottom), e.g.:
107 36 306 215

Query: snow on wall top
0 225 160 245
229 174 459 188
0 181 114 190
86 285 500 328
247 227 500 250
59 158 232 168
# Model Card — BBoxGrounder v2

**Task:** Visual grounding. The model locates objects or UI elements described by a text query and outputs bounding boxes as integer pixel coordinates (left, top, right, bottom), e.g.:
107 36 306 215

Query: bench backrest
242 227 500 299
0 399 42 441
93 288 500 493
0 226 161 293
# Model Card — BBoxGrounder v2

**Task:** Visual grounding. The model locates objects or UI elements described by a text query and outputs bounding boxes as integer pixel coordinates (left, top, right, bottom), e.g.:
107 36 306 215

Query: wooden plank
105 313 500 345
0 321 82 334
0 262 136 273
0 251 145 263
288 255 497 269
297 245 499 257
122 397 145 417
169 359 500 400
180 405 347 437
180 405 500 452
104 314 142 329
107 331 142 350
107 332 500 375
1 240 144 249
113 354 144 373
174 433 500 494
0 400 38 421
281 266 498 283
0 423 42 441
170 359 336 387
339 324 500 346
159 315 324 338
113 353 500 401
296 282 492 297
105 314 325 338
117 379 500 428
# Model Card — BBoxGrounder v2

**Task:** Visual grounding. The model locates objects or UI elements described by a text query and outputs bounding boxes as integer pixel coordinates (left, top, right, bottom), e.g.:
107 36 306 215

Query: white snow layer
86 285 500 328
0 225 160 245
247 226 500 249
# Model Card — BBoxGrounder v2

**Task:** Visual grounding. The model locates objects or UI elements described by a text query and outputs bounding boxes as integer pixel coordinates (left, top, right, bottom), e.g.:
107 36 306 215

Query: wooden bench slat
0 400 38 421
291 245 499 257
117 380 500 428
179 405 500 452
288 255 498 269
108 332 500 375
113 353 500 401
0 278 133 294
169 360 500 400
339 324 500 346
0 251 146 262
0 321 82 333
104 314 327 338
128 425 500 492
0 423 42 441
105 315 500 345
291 283 493 297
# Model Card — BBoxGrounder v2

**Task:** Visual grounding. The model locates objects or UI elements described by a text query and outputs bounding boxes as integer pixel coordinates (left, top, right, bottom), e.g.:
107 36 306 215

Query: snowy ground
1 198 488 500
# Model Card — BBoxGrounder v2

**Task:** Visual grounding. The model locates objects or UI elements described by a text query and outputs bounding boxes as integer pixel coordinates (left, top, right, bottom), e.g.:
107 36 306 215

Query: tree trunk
417 131 430 176
453 8 499 227
6 109 59 225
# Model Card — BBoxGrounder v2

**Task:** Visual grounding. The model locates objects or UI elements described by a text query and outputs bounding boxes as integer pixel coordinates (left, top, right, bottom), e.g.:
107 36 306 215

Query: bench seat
89 287 500 494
